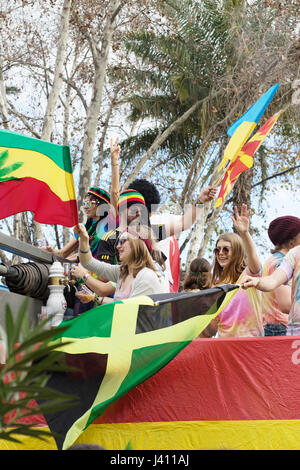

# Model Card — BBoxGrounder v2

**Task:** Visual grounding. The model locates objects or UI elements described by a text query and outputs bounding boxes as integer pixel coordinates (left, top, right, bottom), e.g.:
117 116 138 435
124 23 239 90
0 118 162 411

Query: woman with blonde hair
74 223 169 305
211 232 246 286
201 204 264 338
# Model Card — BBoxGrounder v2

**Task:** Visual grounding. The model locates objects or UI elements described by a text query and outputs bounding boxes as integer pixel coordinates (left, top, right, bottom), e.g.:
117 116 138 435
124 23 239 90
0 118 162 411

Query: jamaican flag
43 285 238 450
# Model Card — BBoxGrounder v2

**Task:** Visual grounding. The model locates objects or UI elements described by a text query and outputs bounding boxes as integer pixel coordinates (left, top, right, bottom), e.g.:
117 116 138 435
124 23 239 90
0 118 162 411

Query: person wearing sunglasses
74 188 169 307
201 204 265 338
74 223 169 305
43 137 121 262
92 182 217 288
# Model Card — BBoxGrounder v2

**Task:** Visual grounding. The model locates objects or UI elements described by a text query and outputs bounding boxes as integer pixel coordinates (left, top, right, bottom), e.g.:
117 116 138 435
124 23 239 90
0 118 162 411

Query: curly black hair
128 179 161 214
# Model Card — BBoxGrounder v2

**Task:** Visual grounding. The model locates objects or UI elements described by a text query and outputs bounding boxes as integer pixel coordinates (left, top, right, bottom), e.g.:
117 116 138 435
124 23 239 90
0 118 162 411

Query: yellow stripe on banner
0 146 76 201
2 420 300 450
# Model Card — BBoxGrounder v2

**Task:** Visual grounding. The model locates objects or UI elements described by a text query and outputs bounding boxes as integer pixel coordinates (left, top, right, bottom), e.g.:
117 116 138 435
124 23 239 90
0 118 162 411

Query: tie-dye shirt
217 267 264 338
278 246 300 336
261 252 289 327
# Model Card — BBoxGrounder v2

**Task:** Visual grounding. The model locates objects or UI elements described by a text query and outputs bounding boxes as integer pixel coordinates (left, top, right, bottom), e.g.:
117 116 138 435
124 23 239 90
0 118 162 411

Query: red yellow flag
215 111 281 208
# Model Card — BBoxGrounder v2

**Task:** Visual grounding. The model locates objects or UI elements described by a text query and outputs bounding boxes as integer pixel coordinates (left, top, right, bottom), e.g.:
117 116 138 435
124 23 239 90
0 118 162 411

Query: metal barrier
0 230 72 325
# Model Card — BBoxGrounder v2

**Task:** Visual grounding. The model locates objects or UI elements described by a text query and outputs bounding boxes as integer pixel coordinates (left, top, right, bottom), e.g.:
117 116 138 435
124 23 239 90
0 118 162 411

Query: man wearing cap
45 186 112 261
254 215 300 336
94 183 216 264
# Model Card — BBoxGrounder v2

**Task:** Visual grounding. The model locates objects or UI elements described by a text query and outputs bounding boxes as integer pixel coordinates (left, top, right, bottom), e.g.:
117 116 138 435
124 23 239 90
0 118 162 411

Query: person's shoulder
264 252 284 271
136 267 159 280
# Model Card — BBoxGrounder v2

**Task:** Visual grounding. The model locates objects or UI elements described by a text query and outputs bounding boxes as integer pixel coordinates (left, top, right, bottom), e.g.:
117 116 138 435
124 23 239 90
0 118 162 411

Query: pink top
114 282 133 301
217 267 264 337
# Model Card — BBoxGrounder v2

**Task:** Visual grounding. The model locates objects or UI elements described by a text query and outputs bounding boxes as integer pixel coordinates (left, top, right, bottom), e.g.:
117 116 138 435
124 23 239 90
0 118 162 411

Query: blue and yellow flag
217 84 280 172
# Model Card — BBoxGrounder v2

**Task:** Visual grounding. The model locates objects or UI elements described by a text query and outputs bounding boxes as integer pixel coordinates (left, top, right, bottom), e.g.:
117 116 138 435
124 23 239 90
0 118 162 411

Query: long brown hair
183 257 211 290
119 226 159 280
212 233 246 285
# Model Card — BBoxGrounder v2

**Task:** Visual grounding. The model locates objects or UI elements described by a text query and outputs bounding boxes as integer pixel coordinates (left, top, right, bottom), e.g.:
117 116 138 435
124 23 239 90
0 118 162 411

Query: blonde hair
212 233 246 285
119 226 159 280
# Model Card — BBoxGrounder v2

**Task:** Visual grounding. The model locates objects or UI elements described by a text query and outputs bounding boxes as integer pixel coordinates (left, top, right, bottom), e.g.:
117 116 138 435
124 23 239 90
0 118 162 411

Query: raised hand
197 185 217 203
74 223 89 244
110 137 121 163
232 204 250 235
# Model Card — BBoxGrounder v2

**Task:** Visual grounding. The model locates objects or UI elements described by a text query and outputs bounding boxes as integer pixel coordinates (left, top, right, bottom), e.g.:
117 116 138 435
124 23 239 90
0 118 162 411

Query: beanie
87 187 110 204
117 189 146 212
268 216 300 246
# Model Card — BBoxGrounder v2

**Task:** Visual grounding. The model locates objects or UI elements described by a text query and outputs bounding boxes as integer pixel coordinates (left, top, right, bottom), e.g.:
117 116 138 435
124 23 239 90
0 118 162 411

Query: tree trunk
185 204 210 269
41 0 72 140
77 0 122 220
0 58 10 129
33 0 72 242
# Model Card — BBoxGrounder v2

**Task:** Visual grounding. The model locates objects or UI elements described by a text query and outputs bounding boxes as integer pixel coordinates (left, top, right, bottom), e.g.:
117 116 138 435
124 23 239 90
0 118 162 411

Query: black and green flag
43 285 238 450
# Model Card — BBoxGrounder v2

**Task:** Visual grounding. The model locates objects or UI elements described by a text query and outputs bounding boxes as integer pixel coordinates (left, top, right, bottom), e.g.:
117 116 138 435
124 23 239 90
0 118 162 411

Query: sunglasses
214 246 230 255
83 200 99 208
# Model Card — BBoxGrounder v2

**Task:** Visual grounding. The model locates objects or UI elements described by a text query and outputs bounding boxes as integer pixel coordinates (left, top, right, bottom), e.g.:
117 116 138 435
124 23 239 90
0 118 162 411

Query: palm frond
0 299 78 444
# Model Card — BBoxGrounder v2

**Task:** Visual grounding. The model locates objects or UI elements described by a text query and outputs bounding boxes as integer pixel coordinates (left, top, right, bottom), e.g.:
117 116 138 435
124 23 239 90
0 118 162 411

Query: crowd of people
44 137 300 338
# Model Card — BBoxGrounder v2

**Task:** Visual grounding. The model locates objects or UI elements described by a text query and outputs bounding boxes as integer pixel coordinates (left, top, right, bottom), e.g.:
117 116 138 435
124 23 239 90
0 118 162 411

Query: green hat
87 187 110 204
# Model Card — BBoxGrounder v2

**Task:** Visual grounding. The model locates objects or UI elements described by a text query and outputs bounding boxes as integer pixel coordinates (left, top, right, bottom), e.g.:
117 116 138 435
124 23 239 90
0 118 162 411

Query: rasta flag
215 111 281 208
0 129 78 227
41 285 238 450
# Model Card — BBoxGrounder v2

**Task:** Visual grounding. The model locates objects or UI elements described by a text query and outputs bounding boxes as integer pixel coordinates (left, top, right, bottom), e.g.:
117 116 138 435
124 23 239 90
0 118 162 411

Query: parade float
1 233 300 451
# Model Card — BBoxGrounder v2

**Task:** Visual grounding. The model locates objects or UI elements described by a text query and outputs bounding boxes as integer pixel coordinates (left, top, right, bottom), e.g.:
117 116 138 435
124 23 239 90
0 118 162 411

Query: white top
83 257 169 298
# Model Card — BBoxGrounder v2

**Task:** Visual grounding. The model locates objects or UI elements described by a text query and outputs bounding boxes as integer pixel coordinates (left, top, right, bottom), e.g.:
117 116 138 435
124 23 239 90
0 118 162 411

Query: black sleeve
95 230 120 265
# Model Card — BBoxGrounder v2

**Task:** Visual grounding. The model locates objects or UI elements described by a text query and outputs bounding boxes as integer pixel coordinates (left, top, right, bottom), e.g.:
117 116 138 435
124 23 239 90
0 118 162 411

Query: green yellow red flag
214 111 281 208
0 129 79 227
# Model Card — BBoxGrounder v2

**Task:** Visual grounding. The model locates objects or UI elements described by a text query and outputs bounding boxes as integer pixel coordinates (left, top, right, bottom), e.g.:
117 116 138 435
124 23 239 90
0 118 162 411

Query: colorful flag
4 334 300 450
0 129 79 227
41 285 238 450
217 84 280 172
215 111 281 208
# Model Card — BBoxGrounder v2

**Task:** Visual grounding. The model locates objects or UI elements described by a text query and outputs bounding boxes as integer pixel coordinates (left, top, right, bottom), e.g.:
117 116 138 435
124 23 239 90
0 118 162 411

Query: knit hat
117 189 146 212
87 187 110 204
268 215 300 246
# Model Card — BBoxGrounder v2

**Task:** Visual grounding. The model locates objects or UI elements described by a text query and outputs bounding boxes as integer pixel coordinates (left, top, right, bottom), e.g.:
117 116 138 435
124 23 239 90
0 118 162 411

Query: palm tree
112 0 236 190
109 0 299 263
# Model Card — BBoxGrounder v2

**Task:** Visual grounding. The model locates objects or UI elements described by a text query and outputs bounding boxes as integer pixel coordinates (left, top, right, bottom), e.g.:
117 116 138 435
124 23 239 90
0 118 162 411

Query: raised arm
44 236 78 259
232 204 261 275
163 186 217 237
110 137 121 218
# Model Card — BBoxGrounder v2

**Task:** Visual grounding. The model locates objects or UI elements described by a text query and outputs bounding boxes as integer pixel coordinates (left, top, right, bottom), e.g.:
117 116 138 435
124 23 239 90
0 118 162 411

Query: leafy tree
111 0 299 265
